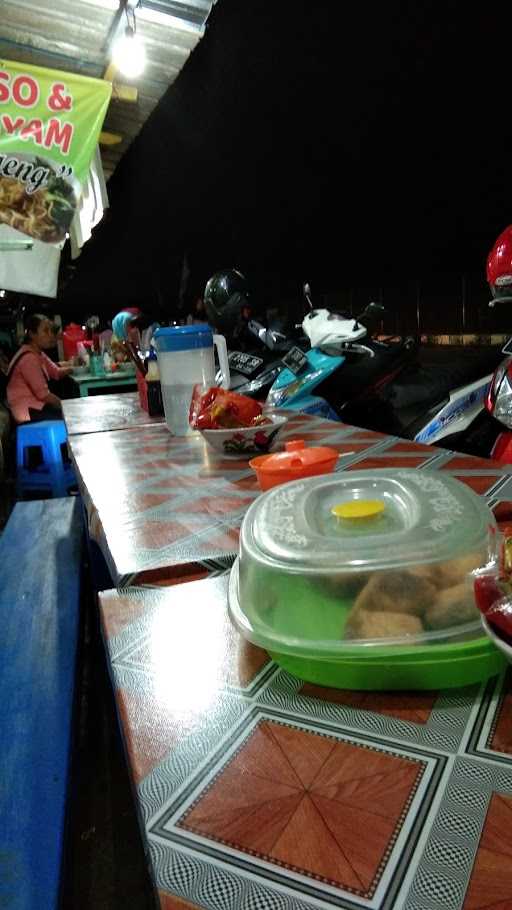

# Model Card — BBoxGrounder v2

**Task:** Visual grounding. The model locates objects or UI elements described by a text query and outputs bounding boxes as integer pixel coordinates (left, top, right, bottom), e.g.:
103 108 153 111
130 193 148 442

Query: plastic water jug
153 324 230 435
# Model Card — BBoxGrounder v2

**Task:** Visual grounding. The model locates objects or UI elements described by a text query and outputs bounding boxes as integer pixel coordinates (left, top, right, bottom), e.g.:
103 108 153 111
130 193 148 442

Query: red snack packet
474 575 506 617
189 385 263 430
474 574 512 641
485 598 512 641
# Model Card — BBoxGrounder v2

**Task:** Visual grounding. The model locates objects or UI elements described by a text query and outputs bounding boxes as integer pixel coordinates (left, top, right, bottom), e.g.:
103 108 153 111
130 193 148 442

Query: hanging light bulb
112 24 146 78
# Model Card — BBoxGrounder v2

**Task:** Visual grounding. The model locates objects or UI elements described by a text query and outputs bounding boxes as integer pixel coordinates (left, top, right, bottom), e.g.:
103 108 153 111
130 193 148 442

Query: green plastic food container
228 469 505 689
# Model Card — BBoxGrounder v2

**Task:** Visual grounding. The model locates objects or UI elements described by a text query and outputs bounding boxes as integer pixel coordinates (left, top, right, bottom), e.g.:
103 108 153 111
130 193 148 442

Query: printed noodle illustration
0 156 78 243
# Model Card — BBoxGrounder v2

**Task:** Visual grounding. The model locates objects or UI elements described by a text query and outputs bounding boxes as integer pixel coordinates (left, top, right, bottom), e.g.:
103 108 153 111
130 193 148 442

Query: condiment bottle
146 349 163 416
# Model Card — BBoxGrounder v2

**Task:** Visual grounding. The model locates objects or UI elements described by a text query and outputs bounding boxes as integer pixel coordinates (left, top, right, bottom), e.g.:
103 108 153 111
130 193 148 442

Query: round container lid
153 324 213 352
250 439 338 473
241 468 494 573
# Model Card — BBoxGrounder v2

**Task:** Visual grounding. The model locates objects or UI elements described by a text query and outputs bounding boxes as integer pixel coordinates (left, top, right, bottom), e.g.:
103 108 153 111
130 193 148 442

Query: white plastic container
153 324 230 435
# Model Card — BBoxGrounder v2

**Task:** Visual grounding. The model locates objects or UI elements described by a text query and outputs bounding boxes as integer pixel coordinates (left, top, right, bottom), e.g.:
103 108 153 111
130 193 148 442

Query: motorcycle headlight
491 359 512 427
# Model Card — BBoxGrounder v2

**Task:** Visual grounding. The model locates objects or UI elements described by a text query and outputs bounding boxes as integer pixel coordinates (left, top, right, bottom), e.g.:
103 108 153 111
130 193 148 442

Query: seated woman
6 314 74 424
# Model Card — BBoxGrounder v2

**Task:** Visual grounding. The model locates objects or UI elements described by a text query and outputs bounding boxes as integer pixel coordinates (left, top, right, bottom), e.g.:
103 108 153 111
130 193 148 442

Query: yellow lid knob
331 499 385 520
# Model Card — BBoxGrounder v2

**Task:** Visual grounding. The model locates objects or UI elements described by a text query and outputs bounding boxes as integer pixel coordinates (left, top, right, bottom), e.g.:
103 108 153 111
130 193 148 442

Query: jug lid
154 323 213 352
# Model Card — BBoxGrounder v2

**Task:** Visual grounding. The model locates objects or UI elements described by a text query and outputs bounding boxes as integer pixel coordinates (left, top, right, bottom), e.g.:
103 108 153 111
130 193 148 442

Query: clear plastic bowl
228 469 502 688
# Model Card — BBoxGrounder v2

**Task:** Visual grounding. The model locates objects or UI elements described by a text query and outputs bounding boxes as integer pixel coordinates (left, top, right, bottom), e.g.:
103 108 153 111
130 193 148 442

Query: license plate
228 351 264 376
282 345 308 375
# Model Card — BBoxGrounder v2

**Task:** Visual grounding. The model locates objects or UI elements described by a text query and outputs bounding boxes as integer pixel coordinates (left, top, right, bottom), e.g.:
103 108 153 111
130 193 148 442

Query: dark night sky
63 0 512 326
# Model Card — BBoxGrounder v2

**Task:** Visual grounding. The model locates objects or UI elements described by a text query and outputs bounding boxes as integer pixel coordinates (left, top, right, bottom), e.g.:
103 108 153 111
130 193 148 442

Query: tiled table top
62 392 164 436
99 577 512 910
70 412 512 587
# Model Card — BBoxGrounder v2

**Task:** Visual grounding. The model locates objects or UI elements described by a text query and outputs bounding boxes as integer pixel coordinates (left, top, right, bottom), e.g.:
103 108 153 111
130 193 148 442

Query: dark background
61 0 512 334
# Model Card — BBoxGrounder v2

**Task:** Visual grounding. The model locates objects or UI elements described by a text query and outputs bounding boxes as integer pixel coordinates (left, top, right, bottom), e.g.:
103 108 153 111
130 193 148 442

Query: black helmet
203 269 250 334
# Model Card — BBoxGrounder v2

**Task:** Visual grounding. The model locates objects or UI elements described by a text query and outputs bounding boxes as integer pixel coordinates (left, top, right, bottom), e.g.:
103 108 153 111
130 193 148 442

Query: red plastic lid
250 439 338 473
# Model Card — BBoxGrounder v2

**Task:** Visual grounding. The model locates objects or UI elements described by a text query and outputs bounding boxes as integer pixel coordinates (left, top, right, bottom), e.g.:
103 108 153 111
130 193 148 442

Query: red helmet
487 225 512 302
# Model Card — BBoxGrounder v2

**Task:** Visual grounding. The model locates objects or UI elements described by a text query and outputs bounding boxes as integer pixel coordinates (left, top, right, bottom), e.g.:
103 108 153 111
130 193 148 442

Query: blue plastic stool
16 420 76 498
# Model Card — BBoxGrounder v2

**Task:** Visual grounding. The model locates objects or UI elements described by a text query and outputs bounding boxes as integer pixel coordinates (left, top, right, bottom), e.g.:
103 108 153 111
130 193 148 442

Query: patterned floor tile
462 792 512 909
177 719 424 898
299 684 437 725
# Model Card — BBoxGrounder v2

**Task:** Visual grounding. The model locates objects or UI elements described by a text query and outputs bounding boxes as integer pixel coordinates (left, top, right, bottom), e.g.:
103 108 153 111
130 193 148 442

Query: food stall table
71 369 138 397
68 412 512 588
62 392 164 436
99 576 512 909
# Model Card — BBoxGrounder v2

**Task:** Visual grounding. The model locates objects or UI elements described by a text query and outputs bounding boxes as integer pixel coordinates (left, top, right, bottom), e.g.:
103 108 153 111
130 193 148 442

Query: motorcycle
222 281 417 419
204 270 501 451
479 225 512 463
265 295 417 419
266 287 502 450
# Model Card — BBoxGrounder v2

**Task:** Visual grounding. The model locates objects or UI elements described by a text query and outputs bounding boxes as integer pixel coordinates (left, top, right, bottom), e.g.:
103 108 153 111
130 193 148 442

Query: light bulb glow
112 29 146 78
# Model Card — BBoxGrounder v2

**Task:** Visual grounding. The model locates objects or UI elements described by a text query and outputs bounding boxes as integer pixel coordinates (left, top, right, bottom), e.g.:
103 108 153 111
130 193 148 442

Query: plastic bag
189 385 266 430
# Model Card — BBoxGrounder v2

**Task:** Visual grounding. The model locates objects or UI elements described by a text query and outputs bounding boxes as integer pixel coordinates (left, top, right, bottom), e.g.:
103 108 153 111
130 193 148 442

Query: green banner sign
0 59 112 243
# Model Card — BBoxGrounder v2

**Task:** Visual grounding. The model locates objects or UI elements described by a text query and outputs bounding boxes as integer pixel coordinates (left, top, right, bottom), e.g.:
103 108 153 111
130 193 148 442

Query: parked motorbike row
203 258 508 460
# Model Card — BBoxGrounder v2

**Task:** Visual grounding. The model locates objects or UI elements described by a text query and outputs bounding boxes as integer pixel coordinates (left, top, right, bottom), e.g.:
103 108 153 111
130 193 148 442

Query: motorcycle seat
384 346 503 410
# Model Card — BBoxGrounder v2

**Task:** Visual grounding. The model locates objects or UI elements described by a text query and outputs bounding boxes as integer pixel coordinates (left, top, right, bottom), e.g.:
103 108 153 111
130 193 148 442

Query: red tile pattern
442 455 504 472
101 583 271 781
88 408 512 909
346 455 431 470
492 501 512 531
453 474 502 495
178 720 423 897
300 684 437 724
386 441 438 453
69 412 512 584
463 792 512 909
159 891 201 910
130 563 210 588
488 672 512 755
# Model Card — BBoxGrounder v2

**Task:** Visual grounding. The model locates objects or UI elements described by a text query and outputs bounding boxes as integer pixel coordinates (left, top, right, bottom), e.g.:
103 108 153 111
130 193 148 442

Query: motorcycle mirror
357 301 386 321
489 295 512 308
303 282 314 310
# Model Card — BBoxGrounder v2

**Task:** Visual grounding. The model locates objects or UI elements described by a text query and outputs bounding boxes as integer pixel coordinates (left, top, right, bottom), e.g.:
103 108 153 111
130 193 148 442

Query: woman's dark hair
24 313 51 342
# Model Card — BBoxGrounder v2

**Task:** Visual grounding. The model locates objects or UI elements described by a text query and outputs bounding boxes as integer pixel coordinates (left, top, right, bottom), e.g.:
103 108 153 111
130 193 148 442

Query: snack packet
189 385 266 430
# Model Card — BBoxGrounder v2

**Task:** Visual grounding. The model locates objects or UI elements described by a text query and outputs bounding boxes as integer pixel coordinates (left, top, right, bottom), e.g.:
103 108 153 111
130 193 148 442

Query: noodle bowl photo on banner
0 59 111 244
0 153 81 243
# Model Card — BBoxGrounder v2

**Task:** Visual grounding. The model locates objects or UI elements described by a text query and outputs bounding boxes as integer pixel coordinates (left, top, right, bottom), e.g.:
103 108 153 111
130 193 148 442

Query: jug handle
213 334 231 389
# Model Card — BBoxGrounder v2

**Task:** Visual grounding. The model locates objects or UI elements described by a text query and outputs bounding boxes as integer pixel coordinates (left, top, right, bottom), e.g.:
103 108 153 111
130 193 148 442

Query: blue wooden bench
0 497 83 909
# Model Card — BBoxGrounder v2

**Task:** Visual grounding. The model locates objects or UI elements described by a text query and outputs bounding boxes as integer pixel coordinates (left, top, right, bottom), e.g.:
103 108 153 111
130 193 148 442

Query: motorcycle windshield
266 349 344 407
